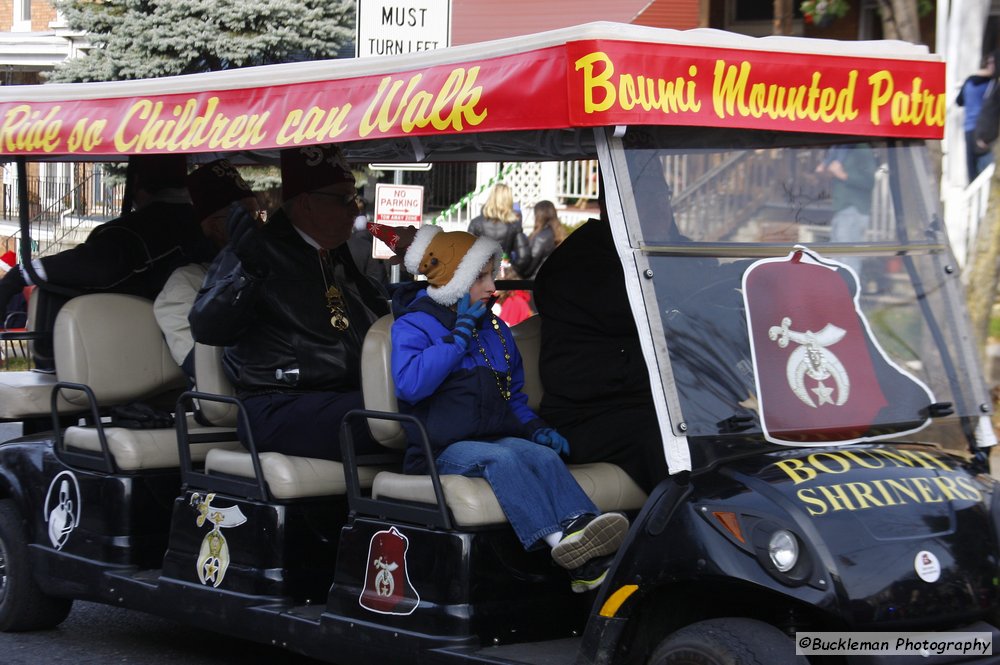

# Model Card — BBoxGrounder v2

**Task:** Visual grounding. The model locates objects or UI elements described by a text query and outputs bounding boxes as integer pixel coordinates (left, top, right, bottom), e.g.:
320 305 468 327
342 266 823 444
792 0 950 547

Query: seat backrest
510 315 542 411
359 313 545 449
193 342 239 426
361 314 407 449
53 293 187 407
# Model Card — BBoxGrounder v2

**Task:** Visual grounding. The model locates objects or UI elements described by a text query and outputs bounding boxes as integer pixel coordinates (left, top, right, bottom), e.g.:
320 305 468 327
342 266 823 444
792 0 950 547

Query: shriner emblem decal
768 317 850 408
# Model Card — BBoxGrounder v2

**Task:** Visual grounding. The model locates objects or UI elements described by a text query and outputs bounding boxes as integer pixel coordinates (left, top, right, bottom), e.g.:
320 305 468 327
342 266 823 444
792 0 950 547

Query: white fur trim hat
404 225 502 306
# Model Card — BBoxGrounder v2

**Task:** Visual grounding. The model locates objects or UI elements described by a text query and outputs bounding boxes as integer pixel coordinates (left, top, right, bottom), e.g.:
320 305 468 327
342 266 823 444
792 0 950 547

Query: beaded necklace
318 250 350 331
472 316 512 401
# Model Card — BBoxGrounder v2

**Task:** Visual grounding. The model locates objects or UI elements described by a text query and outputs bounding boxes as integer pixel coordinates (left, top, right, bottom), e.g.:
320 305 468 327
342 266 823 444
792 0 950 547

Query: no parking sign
372 183 423 259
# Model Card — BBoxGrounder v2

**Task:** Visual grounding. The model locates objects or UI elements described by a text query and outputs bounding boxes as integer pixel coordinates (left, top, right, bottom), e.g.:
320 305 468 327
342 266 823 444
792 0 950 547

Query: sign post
372 183 425 259
357 0 450 272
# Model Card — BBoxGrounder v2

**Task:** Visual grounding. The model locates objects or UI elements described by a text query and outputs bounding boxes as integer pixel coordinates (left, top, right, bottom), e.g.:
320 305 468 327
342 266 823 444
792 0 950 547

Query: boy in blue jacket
391 225 628 592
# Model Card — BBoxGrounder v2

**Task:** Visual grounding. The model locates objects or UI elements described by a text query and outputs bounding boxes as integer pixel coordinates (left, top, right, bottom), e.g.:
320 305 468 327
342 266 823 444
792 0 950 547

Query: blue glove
532 427 570 457
452 293 487 349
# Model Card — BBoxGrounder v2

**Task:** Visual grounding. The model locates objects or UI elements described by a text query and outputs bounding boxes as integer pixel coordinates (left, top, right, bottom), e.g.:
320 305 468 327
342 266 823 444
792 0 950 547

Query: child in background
389 225 628 592
494 264 534 327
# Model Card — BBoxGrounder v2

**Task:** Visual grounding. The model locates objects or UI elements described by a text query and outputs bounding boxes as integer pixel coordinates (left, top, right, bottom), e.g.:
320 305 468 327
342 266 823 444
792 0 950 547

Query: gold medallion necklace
472 316 511 401
318 250 350 331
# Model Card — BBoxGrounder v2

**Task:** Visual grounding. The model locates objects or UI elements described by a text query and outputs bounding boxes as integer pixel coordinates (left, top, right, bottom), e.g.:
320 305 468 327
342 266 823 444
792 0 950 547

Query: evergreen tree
48 0 355 83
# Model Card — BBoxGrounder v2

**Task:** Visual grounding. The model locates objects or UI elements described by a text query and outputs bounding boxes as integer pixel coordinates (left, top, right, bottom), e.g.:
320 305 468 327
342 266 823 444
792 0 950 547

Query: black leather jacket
467 215 523 257
44 196 213 297
522 226 556 278
189 209 389 396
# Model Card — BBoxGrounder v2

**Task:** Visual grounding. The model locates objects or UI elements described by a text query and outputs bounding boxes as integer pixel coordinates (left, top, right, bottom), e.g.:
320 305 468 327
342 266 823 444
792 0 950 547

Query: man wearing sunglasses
190 144 414 462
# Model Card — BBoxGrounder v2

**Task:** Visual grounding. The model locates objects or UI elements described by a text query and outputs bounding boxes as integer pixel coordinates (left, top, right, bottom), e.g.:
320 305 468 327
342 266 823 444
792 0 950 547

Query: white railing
943 163 994 277
868 164 895 241
557 160 599 201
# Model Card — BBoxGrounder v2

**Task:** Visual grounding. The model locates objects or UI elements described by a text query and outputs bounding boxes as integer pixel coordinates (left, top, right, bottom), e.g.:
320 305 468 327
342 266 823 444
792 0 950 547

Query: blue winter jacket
390 282 545 473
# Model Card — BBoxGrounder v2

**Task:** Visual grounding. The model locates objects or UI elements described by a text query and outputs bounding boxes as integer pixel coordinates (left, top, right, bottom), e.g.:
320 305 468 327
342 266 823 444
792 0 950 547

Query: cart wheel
0 500 72 631
649 618 807 665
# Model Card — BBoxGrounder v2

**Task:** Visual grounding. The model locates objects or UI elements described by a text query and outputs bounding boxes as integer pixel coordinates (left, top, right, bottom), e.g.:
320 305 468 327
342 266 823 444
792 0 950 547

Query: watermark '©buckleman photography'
795 632 992 657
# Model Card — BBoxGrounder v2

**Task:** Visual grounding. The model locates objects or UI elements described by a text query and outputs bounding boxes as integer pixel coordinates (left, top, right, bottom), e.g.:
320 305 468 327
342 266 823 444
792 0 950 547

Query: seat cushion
64 417 242 471
204 448 390 500
0 370 76 419
372 462 647 527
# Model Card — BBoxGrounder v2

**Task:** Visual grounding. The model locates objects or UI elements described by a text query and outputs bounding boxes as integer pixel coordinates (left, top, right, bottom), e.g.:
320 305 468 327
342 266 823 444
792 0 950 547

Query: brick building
0 0 86 85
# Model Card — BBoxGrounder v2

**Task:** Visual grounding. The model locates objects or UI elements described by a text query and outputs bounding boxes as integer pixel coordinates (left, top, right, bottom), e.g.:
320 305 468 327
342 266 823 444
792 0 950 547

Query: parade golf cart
0 21 997 665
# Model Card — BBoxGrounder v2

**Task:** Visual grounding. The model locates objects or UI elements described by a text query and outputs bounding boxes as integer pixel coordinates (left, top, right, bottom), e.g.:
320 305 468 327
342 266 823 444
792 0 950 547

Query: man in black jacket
189 144 412 461
0 154 213 369
533 197 668 494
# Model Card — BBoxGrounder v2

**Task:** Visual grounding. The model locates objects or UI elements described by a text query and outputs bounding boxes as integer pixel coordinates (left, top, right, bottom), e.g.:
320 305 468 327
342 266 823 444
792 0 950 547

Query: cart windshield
619 128 985 455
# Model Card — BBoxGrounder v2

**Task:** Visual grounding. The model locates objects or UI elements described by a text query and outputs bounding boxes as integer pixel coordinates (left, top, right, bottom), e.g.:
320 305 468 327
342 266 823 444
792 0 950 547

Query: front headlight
752 521 812 586
768 529 799 572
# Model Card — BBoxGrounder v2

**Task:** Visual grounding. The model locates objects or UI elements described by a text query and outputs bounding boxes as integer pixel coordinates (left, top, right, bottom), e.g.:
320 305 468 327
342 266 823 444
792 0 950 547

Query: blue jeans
435 437 598 550
966 130 995 184
830 205 869 277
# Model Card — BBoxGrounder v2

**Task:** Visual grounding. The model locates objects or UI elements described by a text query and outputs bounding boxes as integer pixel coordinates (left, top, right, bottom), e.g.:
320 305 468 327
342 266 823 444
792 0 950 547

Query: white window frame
12 0 33 32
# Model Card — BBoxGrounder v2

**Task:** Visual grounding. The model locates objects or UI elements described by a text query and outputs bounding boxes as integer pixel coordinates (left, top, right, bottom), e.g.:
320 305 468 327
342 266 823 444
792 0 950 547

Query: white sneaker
551 513 628 570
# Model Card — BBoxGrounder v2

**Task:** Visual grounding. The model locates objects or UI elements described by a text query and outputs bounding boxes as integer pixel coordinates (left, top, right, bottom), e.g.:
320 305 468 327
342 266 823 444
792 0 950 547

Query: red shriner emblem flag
742 247 933 444
359 526 419 616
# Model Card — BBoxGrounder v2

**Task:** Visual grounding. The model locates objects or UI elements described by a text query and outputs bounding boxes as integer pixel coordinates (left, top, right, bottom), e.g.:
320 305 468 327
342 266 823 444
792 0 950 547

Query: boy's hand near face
452 292 488 349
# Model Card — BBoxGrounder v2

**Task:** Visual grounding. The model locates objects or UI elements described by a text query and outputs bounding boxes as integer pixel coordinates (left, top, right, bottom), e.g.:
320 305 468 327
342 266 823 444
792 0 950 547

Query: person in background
0 251 15 275
468 183 525 261
189 144 414 461
153 159 259 381
0 154 213 370
958 52 997 183
347 203 390 288
522 200 565 278
493 265 533 327
0 251 28 329
391 224 628 593
815 144 877 278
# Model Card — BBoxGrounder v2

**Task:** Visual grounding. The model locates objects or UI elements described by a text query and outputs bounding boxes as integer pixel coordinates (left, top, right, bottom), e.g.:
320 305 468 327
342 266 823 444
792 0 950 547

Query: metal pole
390 168 403 283
16 157 36 279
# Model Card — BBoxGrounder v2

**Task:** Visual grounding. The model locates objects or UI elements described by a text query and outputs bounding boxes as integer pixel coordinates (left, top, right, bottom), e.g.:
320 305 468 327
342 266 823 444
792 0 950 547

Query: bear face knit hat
187 159 254 223
404 225 502 306
280 144 354 201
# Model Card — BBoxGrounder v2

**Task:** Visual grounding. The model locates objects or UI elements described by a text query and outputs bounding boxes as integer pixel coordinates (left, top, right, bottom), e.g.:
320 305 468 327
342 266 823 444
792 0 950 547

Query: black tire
0 499 72 631
649 618 807 665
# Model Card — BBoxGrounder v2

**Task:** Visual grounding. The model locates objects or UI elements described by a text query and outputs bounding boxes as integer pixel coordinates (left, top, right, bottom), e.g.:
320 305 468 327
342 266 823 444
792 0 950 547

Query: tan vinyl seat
0 288 66 419
362 314 648 527
65 415 240 471
0 370 63 419
48 293 241 470
197 343 390 499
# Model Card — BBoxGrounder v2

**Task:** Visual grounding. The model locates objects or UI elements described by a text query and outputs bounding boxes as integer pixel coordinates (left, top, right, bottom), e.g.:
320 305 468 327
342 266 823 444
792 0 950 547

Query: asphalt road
0 601 329 665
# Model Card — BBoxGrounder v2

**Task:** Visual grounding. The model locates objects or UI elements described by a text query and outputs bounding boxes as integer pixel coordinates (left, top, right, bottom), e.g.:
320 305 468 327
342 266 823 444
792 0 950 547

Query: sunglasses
313 190 363 208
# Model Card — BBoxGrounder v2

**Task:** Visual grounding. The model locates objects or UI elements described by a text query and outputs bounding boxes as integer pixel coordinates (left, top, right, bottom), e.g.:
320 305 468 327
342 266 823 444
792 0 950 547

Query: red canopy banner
567 40 944 139
0 37 945 157
742 248 934 445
